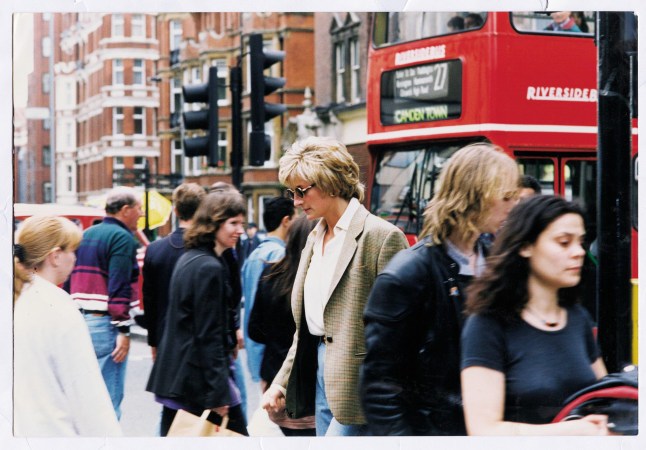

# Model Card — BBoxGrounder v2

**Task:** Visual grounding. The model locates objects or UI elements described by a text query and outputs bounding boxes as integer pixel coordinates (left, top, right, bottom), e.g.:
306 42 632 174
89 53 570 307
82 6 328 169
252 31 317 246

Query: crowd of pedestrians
13 136 615 437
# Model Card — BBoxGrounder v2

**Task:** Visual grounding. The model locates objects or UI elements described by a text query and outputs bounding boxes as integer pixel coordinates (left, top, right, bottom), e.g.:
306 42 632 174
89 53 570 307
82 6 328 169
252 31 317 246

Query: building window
133 156 145 169
191 66 202 83
350 38 361 102
43 118 50 130
42 145 51 166
131 14 145 37
42 73 50 94
113 156 125 169
170 20 182 50
171 139 183 174
335 42 346 103
113 107 124 135
42 36 51 57
171 77 182 113
133 59 144 85
112 14 124 37
66 164 73 192
218 128 228 167
113 59 124 85
134 107 145 135
215 59 228 105
43 182 52 203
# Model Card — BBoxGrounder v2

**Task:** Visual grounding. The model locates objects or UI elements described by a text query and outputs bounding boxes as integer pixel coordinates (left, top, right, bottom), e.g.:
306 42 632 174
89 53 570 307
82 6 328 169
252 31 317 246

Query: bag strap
200 411 230 430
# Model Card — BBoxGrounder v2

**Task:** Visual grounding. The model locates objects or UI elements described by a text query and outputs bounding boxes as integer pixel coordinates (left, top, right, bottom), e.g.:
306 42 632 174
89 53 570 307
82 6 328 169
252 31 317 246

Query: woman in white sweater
13 215 121 437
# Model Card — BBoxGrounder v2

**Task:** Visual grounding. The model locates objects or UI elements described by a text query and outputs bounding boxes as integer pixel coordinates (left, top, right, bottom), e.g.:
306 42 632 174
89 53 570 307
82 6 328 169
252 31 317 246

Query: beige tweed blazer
273 204 409 425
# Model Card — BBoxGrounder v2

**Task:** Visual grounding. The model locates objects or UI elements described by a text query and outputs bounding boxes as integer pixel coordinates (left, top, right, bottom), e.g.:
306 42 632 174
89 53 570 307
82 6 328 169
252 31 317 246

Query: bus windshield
373 12 487 46
371 140 479 235
511 11 595 35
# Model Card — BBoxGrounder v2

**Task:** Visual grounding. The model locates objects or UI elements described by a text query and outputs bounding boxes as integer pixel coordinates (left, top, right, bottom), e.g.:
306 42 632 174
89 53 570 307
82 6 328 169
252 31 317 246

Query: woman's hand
261 384 286 413
574 414 609 435
211 405 230 417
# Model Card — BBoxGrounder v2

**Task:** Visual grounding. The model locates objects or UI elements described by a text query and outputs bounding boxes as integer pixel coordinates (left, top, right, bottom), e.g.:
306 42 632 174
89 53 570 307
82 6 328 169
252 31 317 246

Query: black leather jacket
360 237 477 436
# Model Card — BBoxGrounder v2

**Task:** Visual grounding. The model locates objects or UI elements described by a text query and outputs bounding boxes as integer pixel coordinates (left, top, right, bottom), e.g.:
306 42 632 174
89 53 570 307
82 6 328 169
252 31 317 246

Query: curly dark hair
465 195 585 322
184 190 246 249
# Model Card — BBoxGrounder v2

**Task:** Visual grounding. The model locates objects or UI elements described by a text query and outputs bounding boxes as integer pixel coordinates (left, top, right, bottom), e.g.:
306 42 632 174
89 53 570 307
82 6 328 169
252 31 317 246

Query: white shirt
303 197 361 336
14 275 122 437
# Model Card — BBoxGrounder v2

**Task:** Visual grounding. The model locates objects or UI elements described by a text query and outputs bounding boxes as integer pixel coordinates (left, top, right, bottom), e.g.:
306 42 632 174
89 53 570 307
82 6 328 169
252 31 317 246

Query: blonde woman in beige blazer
261 137 408 436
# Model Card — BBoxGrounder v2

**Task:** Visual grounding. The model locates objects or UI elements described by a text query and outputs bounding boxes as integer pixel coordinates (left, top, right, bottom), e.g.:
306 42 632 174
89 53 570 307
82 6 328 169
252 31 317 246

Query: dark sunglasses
285 184 315 200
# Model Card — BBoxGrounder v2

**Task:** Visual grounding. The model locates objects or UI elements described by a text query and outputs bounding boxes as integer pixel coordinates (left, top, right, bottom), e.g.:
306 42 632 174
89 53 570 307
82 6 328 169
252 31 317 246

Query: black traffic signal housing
249 33 286 166
182 66 219 167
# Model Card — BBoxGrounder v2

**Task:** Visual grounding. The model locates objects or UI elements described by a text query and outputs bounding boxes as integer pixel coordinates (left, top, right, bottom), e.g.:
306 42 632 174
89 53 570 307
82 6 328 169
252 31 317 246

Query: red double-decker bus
365 12 638 361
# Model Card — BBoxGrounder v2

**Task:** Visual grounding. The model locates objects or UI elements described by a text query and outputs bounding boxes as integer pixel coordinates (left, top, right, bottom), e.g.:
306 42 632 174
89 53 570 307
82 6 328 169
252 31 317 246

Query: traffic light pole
230 65 243 190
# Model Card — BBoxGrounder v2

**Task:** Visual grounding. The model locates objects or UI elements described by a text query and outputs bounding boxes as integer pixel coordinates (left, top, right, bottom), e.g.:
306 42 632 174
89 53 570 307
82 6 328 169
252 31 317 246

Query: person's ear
47 247 62 267
281 215 292 228
519 244 533 258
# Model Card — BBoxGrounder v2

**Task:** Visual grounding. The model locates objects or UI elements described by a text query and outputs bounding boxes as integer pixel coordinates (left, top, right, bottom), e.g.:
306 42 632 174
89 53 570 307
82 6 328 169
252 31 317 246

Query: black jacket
146 246 232 410
361 237 478 436
141 227 185 347
247 265 296 383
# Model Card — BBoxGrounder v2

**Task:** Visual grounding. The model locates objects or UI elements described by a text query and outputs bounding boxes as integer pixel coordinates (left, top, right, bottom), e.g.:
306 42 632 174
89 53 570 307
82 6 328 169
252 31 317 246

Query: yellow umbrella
138 190 173 230
85 190 173 231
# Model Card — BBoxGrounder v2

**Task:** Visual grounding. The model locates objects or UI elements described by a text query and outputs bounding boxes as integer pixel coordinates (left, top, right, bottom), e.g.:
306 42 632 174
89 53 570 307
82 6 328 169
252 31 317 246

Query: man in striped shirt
69 186 143 420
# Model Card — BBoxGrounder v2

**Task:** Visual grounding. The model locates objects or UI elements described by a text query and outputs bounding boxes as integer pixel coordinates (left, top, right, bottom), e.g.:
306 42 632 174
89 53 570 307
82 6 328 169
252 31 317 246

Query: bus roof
14 203 105 219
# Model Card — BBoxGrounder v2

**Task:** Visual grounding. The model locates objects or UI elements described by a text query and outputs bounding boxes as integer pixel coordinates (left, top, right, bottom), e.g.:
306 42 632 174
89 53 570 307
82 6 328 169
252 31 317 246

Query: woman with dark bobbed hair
461 195 608 435
147 190 249 436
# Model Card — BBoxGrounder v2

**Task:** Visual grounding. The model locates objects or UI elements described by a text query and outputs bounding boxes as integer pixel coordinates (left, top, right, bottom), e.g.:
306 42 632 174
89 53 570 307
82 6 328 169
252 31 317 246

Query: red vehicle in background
365 12 638 361
14 203 149 313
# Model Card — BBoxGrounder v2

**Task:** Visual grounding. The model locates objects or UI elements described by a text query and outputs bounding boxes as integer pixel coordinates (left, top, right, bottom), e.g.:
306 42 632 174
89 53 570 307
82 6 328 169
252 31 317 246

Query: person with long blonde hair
14 215 121 436
360 143 520 435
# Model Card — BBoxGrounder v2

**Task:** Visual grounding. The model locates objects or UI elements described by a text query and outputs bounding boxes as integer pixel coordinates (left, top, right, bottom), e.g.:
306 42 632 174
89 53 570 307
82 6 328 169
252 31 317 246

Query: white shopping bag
247 406 284 437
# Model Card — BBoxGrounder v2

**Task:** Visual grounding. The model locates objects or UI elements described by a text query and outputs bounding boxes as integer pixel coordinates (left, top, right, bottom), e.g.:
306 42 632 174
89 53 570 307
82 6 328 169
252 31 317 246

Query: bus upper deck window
511 11 595 35
373 12 487 47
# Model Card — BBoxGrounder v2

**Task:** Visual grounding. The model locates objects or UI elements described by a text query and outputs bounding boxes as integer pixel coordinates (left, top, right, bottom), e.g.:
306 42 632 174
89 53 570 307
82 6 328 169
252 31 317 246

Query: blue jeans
84 315 127 420
233 356 248 424
315 342 370 436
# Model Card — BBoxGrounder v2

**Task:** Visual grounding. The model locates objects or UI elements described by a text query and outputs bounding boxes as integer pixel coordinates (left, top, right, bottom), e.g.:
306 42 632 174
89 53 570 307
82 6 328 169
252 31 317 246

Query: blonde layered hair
14 215 83 301
279 136 365 202
420 143 519 244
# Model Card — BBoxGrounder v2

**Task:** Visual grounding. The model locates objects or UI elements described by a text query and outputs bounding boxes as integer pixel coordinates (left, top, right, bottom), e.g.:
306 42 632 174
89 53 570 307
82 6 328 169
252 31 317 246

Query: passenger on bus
464 13 484 29
13 216 121 437
261 136 408 436
544 11 581 33
571 12 590 33
519 174 542 199
360 143 520 435
447 15 465 32
146 190 249 436
461 195 609 435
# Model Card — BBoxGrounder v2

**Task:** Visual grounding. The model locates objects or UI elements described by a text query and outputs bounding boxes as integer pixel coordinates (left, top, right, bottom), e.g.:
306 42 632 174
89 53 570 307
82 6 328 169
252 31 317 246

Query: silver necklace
525 306 562 328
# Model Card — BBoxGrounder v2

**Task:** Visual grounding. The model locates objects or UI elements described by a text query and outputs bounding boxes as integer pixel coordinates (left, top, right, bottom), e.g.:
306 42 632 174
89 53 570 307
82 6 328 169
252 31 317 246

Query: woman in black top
146 190 249 436
248 215 316 436
461 195 608 435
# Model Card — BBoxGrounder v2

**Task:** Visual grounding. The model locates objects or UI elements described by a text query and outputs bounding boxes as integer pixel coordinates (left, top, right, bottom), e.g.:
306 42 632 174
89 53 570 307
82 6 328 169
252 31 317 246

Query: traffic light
182 66 219 167
249 33 286 166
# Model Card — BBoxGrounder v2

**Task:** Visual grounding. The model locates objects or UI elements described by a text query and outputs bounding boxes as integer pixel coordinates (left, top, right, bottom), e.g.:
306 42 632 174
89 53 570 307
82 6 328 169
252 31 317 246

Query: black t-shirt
461 304 600 424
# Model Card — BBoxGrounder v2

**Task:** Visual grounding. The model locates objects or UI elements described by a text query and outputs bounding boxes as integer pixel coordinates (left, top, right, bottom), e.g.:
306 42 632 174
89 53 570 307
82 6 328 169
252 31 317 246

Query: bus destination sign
381 59 462 125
